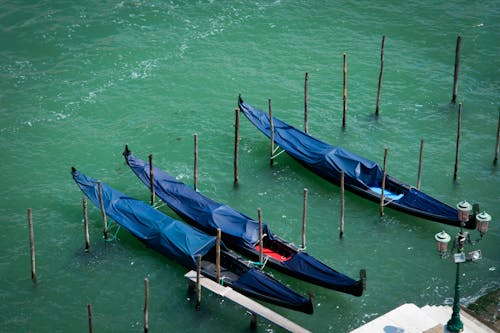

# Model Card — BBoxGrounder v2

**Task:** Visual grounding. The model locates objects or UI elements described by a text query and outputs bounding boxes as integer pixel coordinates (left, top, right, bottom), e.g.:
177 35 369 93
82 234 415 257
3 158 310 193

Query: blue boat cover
238 97 460 224
72 169 216 270
124 150 362 293
125 153 269 249
72 169 313 312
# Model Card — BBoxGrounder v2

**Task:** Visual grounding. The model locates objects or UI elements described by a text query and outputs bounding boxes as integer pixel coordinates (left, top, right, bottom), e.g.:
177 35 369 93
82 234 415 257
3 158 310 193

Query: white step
350 303 496 333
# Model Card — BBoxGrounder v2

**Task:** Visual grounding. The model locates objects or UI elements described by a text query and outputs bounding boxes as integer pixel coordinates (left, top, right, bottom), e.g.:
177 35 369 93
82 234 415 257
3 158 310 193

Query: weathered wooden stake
494 109 500 165
144 278 149 333
417 139 424 190
451 36 462 104
304 72 309 134
97 181 108 240
340 171 345 238
269 99 275 166
194 133 198 191
375 35 386 116
87 303 93 333
216 228 221 283
302 188 308 250
258 208 263 264
148 154 155 205
28 208 36 284
360 269 367 291
343 53 347 129
250 312 258 329
453 103 462 181
380 148 388 216
196 254 202 310
234 108 239 185
83 198 90 252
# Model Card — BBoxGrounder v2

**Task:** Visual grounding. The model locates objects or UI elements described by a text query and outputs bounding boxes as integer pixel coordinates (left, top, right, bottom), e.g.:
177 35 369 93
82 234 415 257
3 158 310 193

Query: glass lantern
456 200 472 223
435 231 451 257
476 211 491 235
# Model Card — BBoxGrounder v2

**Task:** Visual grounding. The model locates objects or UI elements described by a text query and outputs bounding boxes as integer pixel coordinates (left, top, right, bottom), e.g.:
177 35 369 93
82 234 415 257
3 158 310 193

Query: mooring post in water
494 109 500 165
417 139 424 190
83 198 90 252
360 269 367 291
250 312 258 329
302 188 308 250
144 277 149 333
454 103 463 181
451 36 462 104
27 208 36 284
340 171 345 238
234 108 239 185
97 181 108 240
376 35 386 116
343 53 347 129
269 98 275 166
304 72 309 134
194 133 198 191
216 228 221 284
87 303 93 333
258 208 263 264
380 148 388 216
196 254 202 310
148 154 155 205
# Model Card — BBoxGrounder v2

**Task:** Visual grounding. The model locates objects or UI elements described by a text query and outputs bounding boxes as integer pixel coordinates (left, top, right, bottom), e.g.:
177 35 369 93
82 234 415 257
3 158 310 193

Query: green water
1 1 499 332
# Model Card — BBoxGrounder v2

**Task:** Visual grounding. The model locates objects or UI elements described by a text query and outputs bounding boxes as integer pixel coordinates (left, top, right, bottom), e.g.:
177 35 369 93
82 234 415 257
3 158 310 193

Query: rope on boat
247 256 269 270
382 197 397 206
152 202 166 209
271 148 286 160
104 220 121 241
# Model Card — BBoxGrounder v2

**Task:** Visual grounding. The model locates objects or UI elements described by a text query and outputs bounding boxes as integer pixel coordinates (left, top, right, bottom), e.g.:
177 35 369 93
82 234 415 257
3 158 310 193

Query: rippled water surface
1 1 499 332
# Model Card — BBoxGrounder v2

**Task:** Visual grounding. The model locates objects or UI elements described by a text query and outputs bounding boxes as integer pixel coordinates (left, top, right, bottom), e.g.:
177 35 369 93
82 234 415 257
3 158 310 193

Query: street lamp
433 201 491 333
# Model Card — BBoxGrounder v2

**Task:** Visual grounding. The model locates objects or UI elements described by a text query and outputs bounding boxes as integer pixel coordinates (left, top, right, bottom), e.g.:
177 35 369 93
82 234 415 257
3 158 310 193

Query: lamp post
434 201 491 333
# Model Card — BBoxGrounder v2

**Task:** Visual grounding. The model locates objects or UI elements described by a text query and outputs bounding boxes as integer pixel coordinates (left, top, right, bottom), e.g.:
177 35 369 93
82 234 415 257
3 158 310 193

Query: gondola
71 168 313 314
238 96 477 229
123 146 365 296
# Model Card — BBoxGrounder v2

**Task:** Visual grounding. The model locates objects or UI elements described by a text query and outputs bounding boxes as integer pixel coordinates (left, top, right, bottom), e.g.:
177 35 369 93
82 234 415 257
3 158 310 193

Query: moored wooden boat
238 96 477 230
123 146 365 296
72 167 314 314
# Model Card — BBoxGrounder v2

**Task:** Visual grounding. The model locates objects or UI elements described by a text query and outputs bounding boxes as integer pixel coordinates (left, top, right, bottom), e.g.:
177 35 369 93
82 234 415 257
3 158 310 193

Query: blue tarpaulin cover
238 97 464 226
72 168 313 313
124 150 363 295
72 169 216 270
125 153 269 249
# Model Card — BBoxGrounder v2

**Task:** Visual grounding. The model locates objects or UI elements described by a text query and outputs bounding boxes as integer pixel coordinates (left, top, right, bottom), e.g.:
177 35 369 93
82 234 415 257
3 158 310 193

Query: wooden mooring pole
144 278 149 333
194 133 198 191
97 181 108 240
302 188 308 250
28 208 36 284
258 208 263 264
376 35 386 116
83 198 90 252
494 109 500 165
234 108 239 185
451 36 462 104
87 303 93 333
216 228 221 283
148 154 155 205
304 72 309 134
340 171 345 238
269 99 275 166
380 148 388 216
417 139 424 190
453 103 462 181
196 254 202 310
343 53 347 129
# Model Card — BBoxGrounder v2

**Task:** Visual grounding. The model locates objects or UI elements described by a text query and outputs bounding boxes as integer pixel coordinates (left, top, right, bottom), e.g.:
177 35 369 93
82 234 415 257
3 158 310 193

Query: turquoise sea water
1 1 499 332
